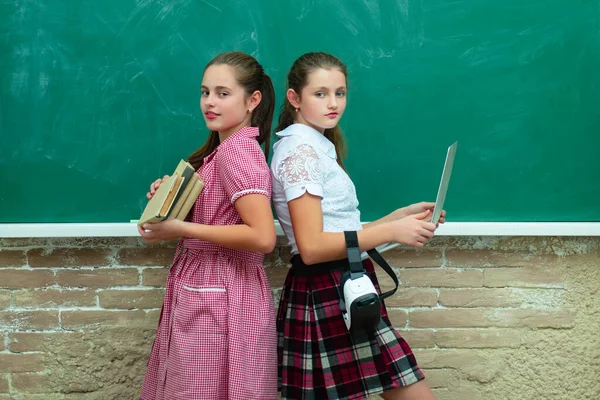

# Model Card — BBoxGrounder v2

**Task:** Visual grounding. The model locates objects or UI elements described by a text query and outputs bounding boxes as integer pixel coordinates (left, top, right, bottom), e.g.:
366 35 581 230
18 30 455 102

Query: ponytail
187 131 219 171
252 72 275 160
275 98 296 134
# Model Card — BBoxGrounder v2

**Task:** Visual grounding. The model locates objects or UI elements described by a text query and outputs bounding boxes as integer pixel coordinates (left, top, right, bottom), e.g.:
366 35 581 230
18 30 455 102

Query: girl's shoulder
273 125 322 158
271 135 317 169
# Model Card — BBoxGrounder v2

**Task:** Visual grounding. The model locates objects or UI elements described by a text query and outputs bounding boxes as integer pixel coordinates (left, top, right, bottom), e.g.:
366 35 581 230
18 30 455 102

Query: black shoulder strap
344 231 365 279
344 231 399 300
367 249 399 301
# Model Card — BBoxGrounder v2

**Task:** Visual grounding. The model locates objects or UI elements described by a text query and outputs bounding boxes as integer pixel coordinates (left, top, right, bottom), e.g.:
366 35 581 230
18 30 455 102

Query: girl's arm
139 193 276 253
289 193 436 265
363 202 445 229
183 193 276 253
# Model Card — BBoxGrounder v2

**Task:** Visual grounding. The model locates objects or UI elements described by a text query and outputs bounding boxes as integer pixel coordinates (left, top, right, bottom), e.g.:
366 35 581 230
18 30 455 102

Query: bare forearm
362 207 407 229
182 222 275 254
298 223 393 264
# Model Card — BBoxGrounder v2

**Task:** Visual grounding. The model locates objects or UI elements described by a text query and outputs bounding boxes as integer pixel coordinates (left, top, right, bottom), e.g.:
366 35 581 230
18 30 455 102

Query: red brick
0 290 10 310
409 308 574 329
384 248 443 268
439 288 521 307
446 249 556 268
414 349 499 384
61 309 159 329
116 247 175 266
142 267 169 287
385 288 438 307
13 288 96 308
0 270 54 288
98 289 164 309
10 332 74 353
0 249 26 267
11 373 54 393
27 248 112 267
400 268 483 288
56 268 138 288
0 311 59 330
0 353 45 372
435 329 522 349
387 309 408 328
400 330 435 348
484 267 564 288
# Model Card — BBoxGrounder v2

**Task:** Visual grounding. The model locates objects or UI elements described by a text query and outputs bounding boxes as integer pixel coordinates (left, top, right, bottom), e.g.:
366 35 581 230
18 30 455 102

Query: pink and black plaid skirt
276 256 424 400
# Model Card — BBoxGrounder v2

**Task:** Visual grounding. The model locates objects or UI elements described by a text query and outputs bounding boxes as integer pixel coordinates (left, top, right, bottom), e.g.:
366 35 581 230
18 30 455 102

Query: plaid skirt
276 257 424 400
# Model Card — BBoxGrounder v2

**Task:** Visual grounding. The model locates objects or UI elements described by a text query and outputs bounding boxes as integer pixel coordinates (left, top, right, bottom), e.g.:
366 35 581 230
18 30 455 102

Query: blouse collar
275 124 337 159
204 126 259 164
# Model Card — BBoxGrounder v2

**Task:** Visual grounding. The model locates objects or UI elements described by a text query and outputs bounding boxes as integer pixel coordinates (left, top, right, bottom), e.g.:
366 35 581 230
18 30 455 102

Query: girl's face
289 68 347 133
200 64 260 137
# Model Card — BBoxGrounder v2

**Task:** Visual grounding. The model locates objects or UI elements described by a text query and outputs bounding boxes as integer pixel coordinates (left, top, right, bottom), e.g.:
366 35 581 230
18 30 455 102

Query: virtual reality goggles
339 231 399 333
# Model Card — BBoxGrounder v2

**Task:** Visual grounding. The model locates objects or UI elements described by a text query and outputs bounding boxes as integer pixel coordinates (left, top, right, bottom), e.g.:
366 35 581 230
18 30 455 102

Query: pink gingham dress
141 126 278 400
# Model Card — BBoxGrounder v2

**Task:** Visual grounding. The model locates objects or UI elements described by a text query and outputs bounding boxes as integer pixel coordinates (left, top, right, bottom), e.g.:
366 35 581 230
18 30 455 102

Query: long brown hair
188 52 275 169
276 52 348 168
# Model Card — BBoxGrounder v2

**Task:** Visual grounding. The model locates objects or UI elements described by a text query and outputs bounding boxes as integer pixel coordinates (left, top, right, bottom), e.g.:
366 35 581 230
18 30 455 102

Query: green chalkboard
2 0 599 223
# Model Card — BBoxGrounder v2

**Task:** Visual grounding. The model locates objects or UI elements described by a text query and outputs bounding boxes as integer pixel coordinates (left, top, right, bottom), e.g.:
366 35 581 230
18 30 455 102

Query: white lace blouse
271 124 363 254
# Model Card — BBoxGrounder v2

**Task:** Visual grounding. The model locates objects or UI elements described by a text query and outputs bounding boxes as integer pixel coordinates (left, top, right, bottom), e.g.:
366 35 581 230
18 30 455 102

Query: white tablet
431 141 458 225
368 141 458 258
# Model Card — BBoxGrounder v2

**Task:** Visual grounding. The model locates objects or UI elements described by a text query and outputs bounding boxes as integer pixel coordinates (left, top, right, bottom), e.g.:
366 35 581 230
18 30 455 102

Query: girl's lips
205 112 218 120
326 113 338 118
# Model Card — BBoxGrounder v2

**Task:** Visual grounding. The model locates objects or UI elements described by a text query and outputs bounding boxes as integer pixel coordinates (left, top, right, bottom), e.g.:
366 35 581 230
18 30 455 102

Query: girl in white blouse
271 52 443 400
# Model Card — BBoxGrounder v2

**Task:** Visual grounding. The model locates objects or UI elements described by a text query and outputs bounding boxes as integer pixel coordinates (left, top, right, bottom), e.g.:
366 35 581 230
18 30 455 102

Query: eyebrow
200 85 232 91
313 86 347 91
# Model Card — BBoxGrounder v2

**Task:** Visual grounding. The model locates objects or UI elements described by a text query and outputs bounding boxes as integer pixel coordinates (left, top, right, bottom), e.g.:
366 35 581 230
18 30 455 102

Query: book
138 160 204 226
168 166 201 220
168 160 196 212
174 175 205 220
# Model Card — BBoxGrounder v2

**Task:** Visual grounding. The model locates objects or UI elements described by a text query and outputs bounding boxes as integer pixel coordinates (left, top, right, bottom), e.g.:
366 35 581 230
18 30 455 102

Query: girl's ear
287 89 301 109
247 90 262 113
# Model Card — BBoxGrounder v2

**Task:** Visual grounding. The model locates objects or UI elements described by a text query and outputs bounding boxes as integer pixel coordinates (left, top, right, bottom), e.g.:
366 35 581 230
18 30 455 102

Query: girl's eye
219 92 228 97
315 92 325 98
336 91 346 97
201 90 209 96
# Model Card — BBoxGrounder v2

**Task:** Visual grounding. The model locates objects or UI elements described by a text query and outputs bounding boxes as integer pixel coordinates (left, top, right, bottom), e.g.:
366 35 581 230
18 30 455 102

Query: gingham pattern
277 259 425 400
141 127 278 400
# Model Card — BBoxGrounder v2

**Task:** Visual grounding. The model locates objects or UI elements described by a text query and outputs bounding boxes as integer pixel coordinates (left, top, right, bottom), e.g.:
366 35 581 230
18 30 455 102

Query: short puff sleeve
275 143 323 202
217 139 271 204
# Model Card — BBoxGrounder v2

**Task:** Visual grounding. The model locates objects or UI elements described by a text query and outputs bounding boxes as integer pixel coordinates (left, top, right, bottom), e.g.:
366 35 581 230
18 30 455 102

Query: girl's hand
138 220 187 244
146 175 170 200
389 210 437 248
402 201 446 225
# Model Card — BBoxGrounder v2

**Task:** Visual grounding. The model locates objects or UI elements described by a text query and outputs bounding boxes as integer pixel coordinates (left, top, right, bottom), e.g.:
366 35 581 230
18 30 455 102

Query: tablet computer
431 141 458 225
370 141 458 257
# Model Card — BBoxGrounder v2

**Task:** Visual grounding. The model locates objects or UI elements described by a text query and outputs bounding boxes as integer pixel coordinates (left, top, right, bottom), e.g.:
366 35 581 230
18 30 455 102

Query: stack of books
138 160 204 225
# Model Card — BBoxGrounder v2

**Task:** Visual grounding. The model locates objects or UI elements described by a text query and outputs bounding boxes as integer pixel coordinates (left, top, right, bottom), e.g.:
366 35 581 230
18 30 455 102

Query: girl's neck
219 118 252 142
293 119 325 134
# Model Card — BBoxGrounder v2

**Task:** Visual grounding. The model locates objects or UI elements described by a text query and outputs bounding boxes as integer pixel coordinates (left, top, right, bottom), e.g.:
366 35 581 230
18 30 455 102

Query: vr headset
339 231 399 333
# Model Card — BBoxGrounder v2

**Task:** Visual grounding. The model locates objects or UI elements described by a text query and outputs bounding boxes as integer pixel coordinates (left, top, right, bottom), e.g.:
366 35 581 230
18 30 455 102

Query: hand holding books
138 160 205 226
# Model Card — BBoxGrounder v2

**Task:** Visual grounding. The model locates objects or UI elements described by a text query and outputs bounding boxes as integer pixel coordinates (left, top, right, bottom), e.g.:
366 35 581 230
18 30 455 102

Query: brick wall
0 236 599 399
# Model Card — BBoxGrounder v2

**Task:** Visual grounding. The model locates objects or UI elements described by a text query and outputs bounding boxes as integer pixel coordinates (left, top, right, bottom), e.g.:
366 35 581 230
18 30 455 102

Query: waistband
290 255 351 277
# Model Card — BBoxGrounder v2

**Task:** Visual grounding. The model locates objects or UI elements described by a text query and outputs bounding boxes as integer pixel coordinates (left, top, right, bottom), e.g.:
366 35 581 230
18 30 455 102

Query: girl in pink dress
138 52 277 400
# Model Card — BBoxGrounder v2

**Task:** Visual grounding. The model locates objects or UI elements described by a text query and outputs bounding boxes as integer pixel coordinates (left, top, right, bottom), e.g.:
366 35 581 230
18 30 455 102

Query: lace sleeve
276 143 323 201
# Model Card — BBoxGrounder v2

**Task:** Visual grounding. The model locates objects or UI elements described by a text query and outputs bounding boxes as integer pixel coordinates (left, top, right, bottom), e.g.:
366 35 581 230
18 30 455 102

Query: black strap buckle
343 231 399 301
